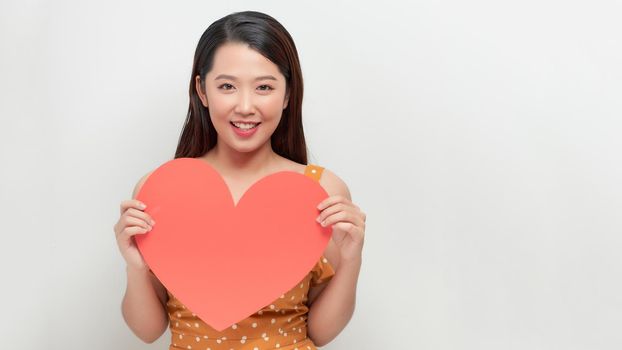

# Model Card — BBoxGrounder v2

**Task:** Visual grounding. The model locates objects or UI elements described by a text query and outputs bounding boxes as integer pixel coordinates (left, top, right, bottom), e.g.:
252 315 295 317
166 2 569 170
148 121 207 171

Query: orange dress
166 164 336 350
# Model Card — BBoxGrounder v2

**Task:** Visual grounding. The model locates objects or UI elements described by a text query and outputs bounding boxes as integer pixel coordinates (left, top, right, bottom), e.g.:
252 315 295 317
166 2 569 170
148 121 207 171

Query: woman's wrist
126 264 151 277
337 255 362 273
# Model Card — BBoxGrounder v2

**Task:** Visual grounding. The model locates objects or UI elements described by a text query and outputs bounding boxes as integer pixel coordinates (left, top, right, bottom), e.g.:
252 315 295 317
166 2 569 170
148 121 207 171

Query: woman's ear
283 89 290 110
195 75 208 107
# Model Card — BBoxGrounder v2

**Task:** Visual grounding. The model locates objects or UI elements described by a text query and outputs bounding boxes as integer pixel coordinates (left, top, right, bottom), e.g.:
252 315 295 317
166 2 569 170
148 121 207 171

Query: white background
1 0 621 349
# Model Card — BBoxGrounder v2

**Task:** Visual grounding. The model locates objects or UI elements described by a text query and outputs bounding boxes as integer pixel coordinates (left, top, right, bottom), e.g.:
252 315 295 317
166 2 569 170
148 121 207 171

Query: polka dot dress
166 164 336 350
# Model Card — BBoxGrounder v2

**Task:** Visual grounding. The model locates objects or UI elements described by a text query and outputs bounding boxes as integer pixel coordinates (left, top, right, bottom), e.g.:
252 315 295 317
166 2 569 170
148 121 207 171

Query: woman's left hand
316 195 366 264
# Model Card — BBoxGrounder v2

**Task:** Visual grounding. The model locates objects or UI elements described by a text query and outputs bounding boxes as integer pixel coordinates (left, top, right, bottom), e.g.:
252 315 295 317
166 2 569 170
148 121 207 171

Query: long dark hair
174 11 307 164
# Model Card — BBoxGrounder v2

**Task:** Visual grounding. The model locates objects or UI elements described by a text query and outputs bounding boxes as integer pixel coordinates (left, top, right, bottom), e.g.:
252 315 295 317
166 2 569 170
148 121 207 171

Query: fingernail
139 202 146 209
150 220 156 226
316 216 321 222
320 221 326 227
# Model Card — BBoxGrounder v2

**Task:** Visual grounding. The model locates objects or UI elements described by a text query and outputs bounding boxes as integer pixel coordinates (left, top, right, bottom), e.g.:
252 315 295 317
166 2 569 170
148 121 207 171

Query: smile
230 121 261 130
230 121 260 137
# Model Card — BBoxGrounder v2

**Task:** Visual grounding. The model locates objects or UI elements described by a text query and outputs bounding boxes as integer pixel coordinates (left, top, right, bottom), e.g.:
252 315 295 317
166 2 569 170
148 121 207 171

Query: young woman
114 11 366 349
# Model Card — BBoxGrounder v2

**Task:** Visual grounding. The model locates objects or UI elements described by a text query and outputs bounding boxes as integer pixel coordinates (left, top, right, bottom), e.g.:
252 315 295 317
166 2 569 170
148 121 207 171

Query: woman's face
196 42 289 154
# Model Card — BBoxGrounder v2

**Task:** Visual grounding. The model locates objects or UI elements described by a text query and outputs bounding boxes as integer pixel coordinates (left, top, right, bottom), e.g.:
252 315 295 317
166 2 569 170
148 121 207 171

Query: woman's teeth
232 122 259 130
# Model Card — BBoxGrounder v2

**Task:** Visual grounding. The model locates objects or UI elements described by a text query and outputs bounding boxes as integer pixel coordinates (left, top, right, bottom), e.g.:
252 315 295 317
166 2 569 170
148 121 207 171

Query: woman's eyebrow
215 74 277 81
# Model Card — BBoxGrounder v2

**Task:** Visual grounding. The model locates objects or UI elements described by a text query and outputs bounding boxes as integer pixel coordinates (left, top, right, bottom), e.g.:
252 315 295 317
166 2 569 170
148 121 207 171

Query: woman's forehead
209 42 284 80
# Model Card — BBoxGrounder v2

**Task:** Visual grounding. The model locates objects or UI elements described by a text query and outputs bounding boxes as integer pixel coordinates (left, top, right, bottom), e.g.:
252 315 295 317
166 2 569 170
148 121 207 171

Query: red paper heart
135 158 332 331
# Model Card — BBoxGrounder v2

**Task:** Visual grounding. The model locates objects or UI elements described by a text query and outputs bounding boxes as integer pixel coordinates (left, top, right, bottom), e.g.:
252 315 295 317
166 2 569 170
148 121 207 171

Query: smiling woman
114 10 366 350
193 42 291 153
176 11 304 162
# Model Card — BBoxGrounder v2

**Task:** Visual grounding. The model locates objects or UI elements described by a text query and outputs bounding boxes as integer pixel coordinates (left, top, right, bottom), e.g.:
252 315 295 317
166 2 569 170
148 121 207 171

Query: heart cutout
135 158 332 331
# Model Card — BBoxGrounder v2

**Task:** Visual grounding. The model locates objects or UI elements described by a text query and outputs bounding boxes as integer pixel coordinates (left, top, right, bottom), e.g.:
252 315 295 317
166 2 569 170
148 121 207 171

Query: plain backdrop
1 0 621 349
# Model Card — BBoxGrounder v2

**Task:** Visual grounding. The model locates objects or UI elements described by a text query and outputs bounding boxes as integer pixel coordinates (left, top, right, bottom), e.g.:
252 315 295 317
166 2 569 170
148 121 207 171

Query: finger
115 216 151 238
320 210 364 228
124 207 156 226
120 199 147 215
125 214 153 230
119 225 150 241
316 203 348 223
317 195 350 211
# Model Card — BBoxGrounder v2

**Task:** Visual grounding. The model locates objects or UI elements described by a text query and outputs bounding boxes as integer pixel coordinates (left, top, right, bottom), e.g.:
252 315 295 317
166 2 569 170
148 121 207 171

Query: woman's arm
307 256 361 346
120 173 170 343
307 170 365 346
121 266 170 343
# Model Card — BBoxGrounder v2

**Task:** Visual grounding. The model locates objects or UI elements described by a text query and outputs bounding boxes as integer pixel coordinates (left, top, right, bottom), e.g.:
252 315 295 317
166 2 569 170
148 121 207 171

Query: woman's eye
217 84 273 91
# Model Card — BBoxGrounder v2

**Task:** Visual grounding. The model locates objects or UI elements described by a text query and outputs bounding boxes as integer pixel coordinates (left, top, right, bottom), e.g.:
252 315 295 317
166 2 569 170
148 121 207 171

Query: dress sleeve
310 255 336 286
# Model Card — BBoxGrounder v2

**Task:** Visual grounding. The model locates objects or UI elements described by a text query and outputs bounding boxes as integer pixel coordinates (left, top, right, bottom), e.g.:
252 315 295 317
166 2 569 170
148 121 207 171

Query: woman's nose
234 90 255 115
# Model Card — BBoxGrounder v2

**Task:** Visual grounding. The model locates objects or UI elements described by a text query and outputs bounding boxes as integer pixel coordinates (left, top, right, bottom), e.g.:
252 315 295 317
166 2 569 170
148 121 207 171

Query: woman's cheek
207 101 234 122
262 95 287 118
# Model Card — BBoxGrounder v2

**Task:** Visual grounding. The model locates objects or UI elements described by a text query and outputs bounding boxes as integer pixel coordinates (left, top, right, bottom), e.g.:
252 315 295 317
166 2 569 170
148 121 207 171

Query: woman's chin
224 139 269 154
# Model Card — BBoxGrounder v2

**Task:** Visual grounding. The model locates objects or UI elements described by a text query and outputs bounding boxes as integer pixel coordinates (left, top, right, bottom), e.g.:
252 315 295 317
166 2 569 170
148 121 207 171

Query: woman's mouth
230 121 260 137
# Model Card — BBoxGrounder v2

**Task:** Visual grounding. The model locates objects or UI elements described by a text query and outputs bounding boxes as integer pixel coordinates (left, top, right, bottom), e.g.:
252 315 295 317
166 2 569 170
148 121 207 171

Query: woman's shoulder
279 157 351 200
131 170 155 199
312 165 352 202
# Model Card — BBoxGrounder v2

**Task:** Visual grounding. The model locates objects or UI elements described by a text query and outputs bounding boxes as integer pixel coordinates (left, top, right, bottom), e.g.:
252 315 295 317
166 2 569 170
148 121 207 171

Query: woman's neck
202 141 280 180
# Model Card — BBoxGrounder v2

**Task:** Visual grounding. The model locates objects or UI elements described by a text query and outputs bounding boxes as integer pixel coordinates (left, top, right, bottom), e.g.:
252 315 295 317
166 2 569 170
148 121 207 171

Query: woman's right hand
114 199 156 272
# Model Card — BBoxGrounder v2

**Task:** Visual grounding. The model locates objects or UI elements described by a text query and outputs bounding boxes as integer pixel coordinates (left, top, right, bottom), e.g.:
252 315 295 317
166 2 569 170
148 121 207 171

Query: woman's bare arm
307 169 362 346
120 172 170 343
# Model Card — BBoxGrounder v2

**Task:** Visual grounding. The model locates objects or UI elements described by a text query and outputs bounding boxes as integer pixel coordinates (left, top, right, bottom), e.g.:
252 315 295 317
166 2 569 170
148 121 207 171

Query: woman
114 10 366 349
